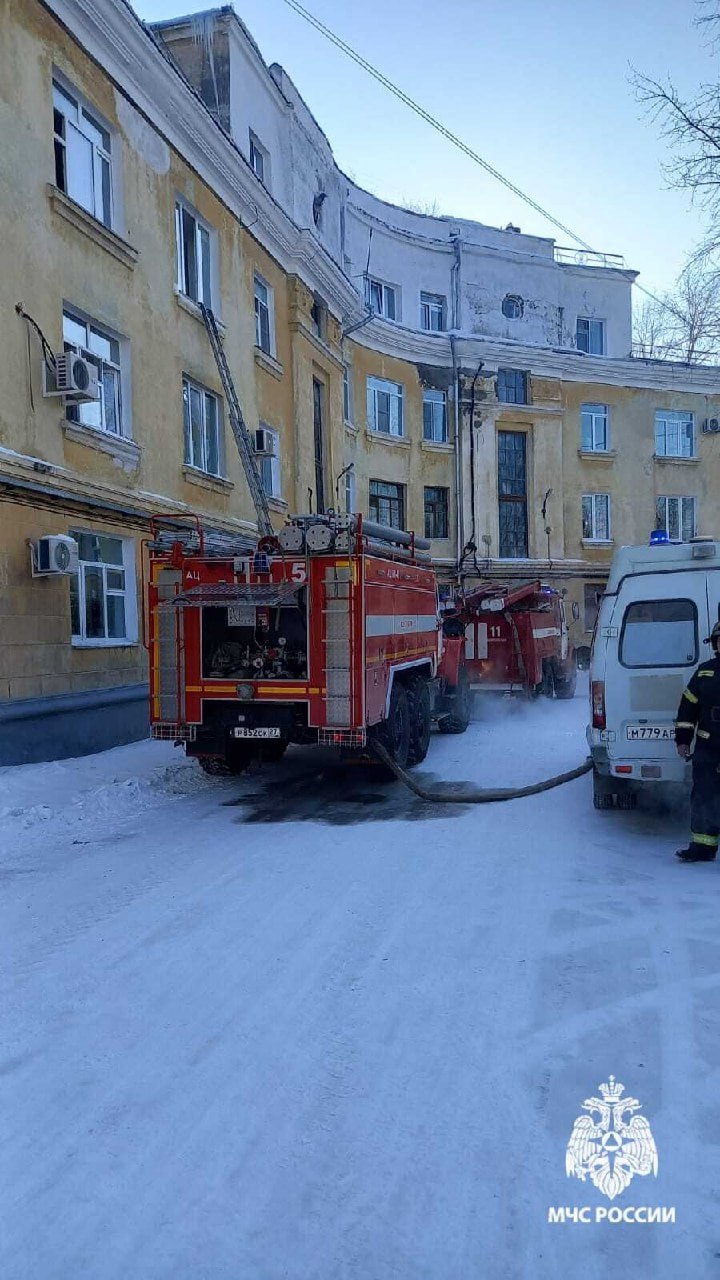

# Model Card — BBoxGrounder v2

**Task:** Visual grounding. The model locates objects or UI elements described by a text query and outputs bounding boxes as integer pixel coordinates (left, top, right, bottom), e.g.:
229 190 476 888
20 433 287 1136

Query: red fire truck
146 512 470 774
452 579 577 699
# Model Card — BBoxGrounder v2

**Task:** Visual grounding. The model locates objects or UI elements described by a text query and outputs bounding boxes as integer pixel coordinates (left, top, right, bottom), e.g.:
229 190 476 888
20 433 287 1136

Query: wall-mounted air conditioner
253 428 276 456
30 534 79 577
702 418 720 434
43 348 100 403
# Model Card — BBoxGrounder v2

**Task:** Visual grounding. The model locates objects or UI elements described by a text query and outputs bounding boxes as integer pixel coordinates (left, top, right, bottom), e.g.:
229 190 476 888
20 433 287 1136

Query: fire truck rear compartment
201 598 308 681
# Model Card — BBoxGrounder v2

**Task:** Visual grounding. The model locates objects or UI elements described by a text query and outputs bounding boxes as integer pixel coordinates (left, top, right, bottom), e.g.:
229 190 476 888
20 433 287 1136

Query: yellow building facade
1 0 719 761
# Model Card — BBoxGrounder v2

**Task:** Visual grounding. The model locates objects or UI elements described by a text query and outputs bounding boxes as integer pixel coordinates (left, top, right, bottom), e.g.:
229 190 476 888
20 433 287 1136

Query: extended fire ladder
200 304 274 537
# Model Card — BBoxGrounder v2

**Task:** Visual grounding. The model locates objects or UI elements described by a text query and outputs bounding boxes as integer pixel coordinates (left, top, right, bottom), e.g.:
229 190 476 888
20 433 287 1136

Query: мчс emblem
566 1076 658 1200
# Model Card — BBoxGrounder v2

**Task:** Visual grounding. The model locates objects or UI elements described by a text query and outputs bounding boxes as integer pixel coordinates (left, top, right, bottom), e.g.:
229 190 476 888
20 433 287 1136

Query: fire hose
371 740 592 803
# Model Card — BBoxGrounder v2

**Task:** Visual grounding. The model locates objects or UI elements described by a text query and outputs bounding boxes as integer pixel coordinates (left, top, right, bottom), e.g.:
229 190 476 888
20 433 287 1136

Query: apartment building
1 0 719 762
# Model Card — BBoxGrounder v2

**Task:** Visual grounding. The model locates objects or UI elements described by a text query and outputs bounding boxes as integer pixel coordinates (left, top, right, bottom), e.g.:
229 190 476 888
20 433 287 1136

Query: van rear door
706 570 720 648
605 577 705 763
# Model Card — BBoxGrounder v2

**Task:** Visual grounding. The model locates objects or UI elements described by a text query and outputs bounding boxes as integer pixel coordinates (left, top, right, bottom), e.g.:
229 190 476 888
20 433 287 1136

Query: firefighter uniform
675 629 720 862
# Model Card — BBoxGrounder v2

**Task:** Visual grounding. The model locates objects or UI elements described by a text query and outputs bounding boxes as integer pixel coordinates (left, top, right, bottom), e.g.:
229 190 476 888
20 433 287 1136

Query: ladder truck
144 308 470 773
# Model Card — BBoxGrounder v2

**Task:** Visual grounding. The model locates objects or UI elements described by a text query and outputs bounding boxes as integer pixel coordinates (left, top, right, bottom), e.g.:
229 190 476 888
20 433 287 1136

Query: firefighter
675 620 720 862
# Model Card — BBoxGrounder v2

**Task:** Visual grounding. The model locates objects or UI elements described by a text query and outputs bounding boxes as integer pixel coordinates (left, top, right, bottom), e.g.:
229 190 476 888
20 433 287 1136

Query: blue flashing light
650 529 670 546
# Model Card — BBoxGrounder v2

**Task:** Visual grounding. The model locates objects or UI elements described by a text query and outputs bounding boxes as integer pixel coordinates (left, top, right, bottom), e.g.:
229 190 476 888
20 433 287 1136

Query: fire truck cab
146 513 470 774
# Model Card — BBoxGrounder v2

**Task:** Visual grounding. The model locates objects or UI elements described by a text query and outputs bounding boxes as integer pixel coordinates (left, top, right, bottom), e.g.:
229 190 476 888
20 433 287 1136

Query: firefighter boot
676 842 718 863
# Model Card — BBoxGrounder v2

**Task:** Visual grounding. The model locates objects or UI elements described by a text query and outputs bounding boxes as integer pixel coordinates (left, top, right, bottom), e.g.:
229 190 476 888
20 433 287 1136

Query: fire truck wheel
383 682 411 769
439 667 471 734
407 676 432 765
553 659 577 700
260 739 288 764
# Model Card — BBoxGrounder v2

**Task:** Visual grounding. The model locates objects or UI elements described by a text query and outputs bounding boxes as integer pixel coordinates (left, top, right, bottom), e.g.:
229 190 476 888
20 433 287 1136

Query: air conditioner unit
43 348 100 403
702 417 720 434
31 534 79 577
253 428 276 456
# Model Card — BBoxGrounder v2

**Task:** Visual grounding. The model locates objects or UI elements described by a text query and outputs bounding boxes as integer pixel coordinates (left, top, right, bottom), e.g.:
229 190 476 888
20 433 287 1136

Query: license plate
626 725 675 741
232 727 281 739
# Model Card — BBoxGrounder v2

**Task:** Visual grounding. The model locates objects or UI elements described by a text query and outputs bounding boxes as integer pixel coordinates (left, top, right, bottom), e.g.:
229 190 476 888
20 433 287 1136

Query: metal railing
554 246 625 269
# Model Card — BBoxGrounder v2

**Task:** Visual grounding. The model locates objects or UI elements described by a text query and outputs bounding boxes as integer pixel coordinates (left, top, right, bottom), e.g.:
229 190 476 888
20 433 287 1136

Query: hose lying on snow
371 741 592 803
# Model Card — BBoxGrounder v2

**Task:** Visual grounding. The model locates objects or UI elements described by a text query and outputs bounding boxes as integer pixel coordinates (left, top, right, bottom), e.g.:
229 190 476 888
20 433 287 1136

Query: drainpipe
450 234 462 330
450 333 464 565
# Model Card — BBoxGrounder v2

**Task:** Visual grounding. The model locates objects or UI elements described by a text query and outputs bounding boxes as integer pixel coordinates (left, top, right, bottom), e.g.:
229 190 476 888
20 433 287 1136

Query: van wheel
593 769 615 810
407 676 432 765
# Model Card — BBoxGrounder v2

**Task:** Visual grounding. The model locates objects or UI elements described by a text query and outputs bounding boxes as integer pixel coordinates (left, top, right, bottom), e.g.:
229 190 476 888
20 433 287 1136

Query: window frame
248 131 269 186
656 495 697 542
424 485 449 539
175 199 214 308
53 78 113 229
423 388 448 443
581 492 612 543
342 364 354 425
366 277 399 322
62 309 126 438
182 375 224 478
257 424 281 499
369 479 405 530
367 376 404 438
576 316 606 355
654 409 695 459
344 466 356 514
497 368 528 405
69 530 137 647
619 598 699 670
419 292 446 332
254 272 275 356
580 402 610 453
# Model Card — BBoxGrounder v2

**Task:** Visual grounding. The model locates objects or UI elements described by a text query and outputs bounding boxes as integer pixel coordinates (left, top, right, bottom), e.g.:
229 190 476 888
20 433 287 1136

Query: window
502 294 524 320
497 369 528 405
576 317 605 355
249 131 268 185
581 403 609 453
175 202 212 306
367 376 404 437
343 364 353 424
53 80 112 227
344 466 356 514
498 431 528 557
582 493 611 542
254 274 274 355
182 377 222 477
258 426 281 499
63 311 123 436
656 496 697 542
369 480 405 530
584 583 604 634
655 410 695 459
424 486 449 539
312 378 326 514
69 531 136 644
310 295 327 341
620 599 698 669
420 292 446 332
366 278 398 321
423 389 448 443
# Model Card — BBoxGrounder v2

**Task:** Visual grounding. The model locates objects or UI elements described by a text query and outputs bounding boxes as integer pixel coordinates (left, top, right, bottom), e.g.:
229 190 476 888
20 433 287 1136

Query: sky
134 0 716 297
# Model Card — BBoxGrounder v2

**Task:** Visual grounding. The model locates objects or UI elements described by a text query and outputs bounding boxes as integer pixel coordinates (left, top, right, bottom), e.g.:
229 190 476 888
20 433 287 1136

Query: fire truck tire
553 661 577 700
382 683 411 769
540 660 555 698
439 667 471 734
407 676 432 765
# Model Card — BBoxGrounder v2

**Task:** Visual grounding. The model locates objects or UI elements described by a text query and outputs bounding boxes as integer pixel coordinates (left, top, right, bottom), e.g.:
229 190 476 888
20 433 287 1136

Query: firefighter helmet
706 620 720 648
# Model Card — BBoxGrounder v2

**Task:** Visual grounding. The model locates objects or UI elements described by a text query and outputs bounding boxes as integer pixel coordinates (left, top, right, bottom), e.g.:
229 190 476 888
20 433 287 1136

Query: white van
587 538 720 809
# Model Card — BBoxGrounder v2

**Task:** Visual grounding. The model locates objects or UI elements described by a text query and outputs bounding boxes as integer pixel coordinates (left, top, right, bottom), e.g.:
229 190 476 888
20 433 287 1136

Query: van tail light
592 680 606 729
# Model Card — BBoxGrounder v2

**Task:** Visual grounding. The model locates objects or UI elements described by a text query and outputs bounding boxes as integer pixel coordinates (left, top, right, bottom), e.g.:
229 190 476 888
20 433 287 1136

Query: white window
63 311 124 436
182 376 223 476
249 131 268 185
366 278 398 321
53 80 112 227
657 496 697 542
367 376 404 436
343 364 353 424
655 409 695 459
258 426 281 498
420 292 445 332
582 493 611 542
344 466 356 514
423 389 448 443
69 530 137 645
175 202 213 306
576 317 605 355
254 273 275 355
580 403 609 452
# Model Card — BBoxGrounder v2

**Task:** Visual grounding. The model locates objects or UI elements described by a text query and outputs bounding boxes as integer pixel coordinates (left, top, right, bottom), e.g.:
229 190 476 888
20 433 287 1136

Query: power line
276 0 687 326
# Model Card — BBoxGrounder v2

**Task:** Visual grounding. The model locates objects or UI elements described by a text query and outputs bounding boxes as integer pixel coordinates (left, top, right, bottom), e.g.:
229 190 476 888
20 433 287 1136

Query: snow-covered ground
2 688 718 1280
